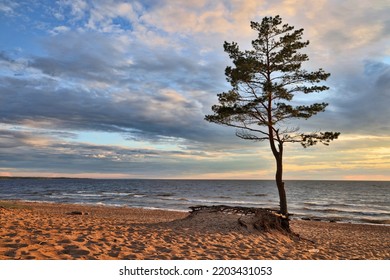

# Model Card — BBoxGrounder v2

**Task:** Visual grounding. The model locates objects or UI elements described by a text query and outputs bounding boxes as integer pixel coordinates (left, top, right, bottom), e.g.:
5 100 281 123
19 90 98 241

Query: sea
0 179 389 225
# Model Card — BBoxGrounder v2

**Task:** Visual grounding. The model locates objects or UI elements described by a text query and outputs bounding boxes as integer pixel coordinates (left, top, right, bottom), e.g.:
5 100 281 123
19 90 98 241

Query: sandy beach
0 200 389 260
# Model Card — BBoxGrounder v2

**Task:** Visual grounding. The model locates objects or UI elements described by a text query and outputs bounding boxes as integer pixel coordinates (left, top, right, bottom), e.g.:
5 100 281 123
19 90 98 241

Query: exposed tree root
189 205 291 234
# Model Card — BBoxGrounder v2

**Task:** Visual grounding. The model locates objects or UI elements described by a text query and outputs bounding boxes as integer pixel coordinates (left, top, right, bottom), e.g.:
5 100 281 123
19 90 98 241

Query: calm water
0 179 389 225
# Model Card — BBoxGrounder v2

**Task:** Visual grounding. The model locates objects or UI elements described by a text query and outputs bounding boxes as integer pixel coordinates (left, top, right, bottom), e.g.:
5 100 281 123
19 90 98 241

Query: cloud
85 1 141 32
0 14 233 146
0 1 19 16
56 0 88 21
49 25 71 35
319 60 390 134
29 32 127 81
0 127 266 177
0 68 236 147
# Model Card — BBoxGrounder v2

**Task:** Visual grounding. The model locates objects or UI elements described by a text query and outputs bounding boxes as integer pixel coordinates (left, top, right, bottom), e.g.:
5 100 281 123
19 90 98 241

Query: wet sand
0 200 389 260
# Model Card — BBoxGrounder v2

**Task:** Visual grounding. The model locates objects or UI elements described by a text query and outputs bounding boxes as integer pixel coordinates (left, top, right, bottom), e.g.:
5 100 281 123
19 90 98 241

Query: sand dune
0 200 389 260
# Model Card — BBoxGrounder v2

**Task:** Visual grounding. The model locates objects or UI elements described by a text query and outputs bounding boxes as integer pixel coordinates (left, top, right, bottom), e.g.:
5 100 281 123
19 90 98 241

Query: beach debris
66 211 88 215
189 205 281 216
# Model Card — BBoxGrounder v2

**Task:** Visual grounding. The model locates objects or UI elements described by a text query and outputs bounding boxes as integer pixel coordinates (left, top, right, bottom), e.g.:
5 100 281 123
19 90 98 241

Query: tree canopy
206 15 339 147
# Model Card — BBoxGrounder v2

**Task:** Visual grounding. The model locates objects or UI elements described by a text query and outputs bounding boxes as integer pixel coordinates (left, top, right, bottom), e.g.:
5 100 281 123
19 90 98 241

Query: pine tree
205 15 340 229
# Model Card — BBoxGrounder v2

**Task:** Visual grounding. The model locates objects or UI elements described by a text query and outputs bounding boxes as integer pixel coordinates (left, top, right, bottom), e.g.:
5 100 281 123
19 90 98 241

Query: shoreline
1 200 389 260
1 179 388 226
0 199 190 213
1 198 388 226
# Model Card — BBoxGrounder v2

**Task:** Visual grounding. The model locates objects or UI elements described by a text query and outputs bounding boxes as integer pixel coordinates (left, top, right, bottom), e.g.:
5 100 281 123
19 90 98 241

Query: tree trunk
274 144 290 231
275 156 288 216
267 121 289 230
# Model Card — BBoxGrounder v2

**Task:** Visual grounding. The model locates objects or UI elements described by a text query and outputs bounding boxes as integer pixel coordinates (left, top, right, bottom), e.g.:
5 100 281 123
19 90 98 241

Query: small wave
304 201 375 209
102 192 133 196
20 199 57 205
86 202 123 207
135 206 188 212
303 201 332 207
303 206 390 216
78 194 103 197
358 218 390 225
293 211 390 225
60 193 103 198
45 194 66 199
183 198 277 207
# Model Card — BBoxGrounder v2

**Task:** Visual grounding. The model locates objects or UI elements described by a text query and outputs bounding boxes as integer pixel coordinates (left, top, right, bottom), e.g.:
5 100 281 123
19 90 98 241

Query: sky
0 0 389 180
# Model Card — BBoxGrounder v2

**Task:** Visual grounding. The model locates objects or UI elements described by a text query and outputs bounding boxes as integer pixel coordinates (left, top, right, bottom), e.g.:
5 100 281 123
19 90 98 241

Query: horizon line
0 176 389 182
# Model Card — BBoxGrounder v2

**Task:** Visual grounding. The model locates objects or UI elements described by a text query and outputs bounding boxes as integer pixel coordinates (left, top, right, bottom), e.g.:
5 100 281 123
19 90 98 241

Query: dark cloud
0 51 14 62
29 32 127 82
0 71 235 146
0 128 167 171
25 29 227 92
0 128 262 176
0 129 33 148
318 61 390 134
0 25 235 147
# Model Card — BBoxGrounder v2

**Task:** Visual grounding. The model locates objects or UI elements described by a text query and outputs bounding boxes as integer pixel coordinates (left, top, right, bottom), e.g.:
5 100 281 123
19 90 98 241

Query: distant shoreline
0 176 92 180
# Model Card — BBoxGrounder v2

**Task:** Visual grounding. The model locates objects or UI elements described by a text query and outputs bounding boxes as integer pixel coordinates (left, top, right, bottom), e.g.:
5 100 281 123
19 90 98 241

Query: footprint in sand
4 243 28 249
58 239 72 244
60 245 90 257
108 245 121 258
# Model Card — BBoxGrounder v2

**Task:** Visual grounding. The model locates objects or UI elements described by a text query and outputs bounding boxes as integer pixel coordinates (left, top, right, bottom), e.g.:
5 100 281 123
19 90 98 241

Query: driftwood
190 205 271 215
66 211 88 215
189 205 291 233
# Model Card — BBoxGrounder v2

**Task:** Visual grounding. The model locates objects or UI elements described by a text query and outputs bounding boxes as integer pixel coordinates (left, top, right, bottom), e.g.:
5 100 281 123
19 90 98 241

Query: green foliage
205 15 339 147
